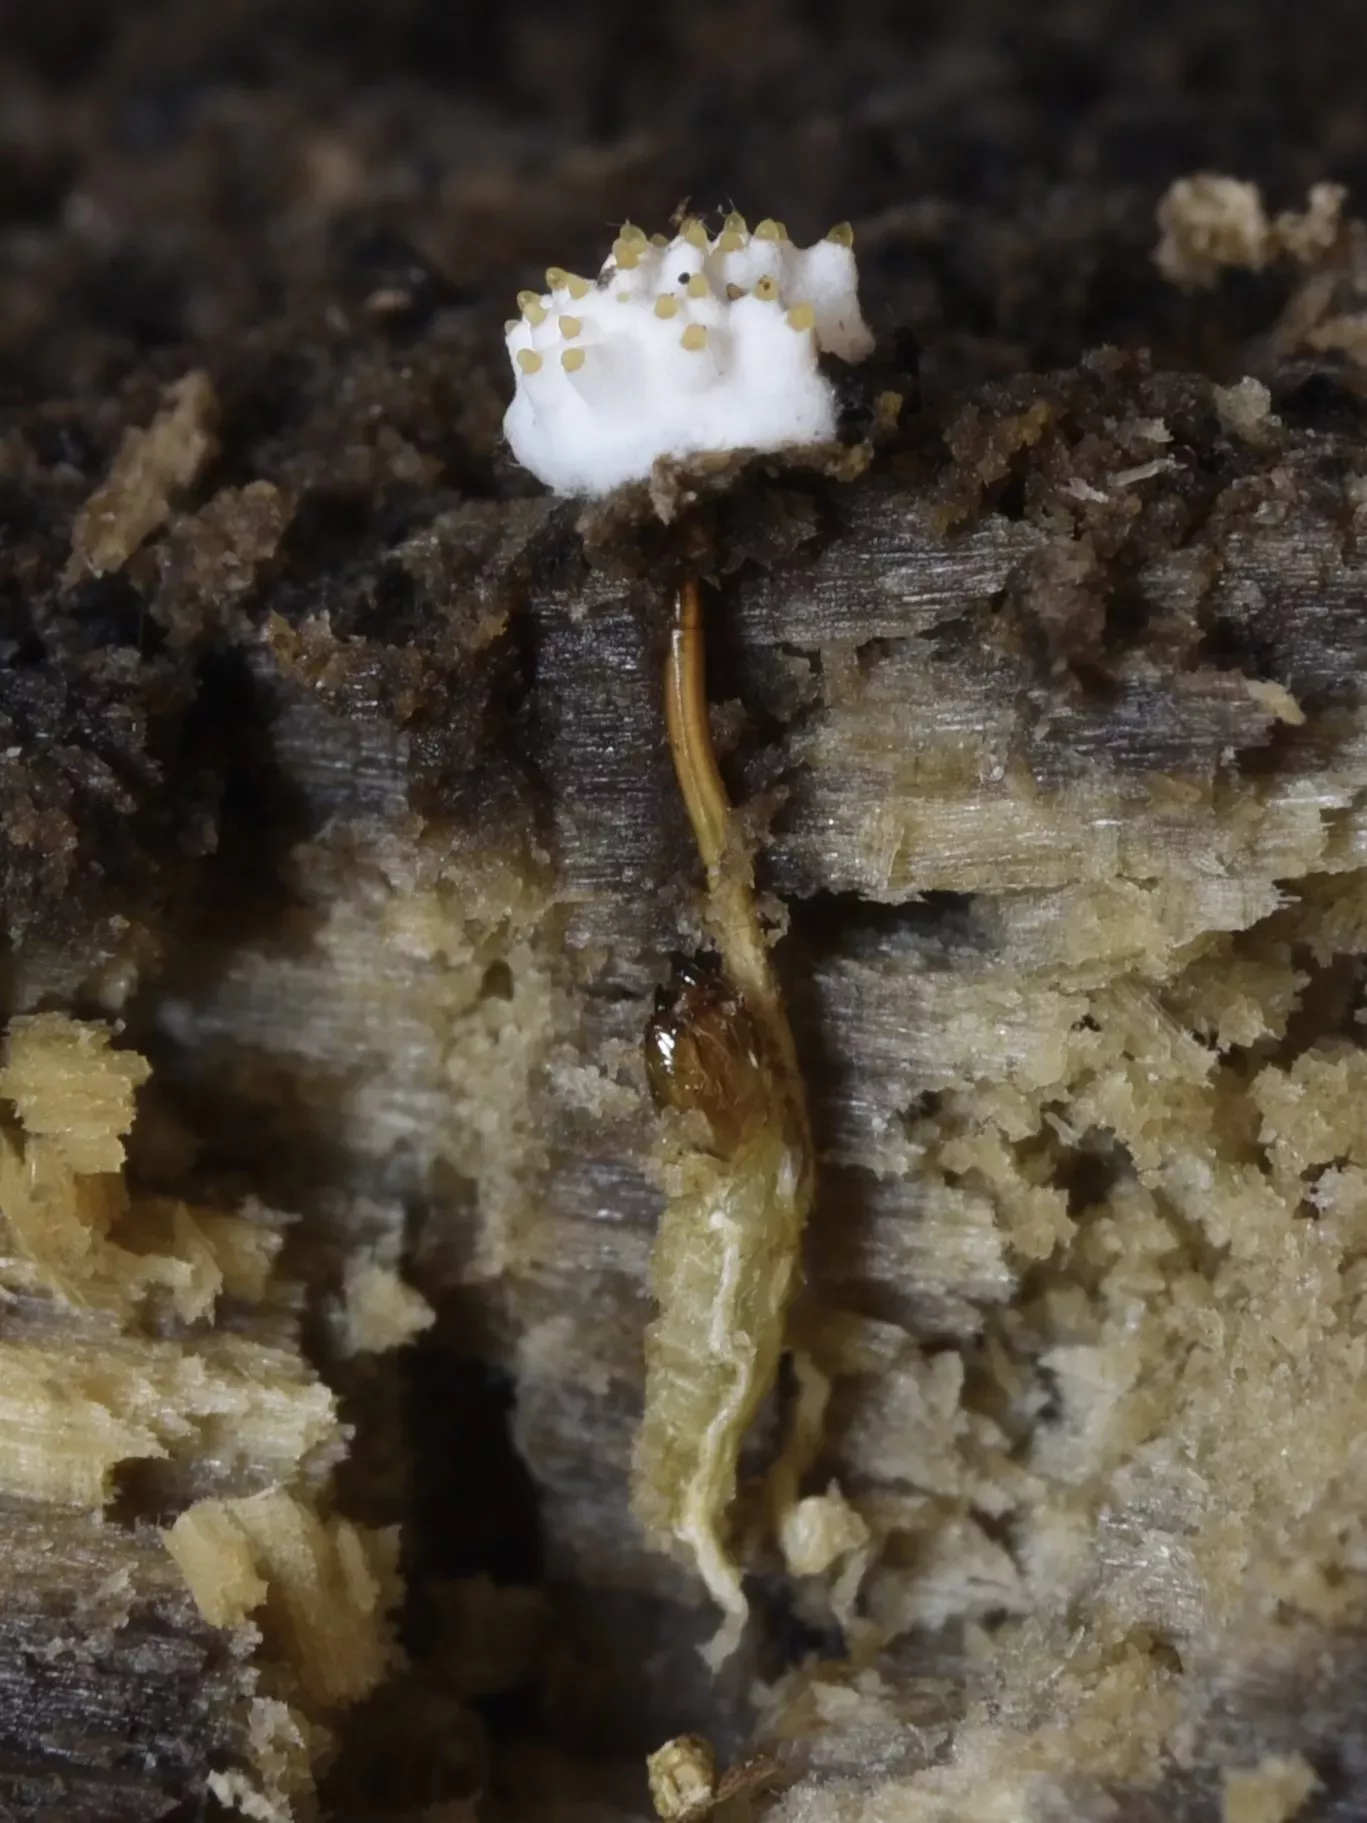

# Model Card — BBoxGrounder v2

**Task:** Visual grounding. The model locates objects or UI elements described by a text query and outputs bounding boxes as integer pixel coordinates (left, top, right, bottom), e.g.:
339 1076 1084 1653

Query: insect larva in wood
646 1728 781 1821
632 578 816 1667
634 960 813 1667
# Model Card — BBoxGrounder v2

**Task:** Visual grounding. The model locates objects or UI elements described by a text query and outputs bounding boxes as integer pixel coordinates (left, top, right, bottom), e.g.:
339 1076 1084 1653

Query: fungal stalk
502 212 873 1661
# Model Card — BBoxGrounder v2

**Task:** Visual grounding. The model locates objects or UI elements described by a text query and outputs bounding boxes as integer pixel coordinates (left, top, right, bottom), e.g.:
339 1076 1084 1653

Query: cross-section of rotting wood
7 2 1367 1819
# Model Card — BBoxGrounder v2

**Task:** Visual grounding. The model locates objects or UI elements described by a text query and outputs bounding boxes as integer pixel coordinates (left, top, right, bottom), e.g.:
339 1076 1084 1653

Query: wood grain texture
6 0 1367 1817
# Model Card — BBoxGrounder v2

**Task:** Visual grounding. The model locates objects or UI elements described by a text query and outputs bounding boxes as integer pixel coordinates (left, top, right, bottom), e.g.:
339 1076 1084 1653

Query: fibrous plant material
62 370 219 584
647 1734 717 1821
1154 175 1347 287
339 1259 437 1356
20 333 1367 1818
0 1013 151 1174
165 1488 399 1707
1221 1755 1320 1823
0 1011 399 1817
646 1731 779 1821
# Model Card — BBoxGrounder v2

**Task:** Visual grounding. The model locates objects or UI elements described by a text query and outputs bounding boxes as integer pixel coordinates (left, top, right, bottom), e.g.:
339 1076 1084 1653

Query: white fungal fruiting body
503 216 874 496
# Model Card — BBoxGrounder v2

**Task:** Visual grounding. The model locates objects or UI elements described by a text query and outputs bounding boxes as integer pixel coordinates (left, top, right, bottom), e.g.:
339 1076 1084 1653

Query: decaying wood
8 4 1367 1818
8 358 1367 1813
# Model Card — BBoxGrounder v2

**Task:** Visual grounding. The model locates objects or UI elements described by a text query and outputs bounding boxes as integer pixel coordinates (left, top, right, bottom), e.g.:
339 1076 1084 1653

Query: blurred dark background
4 0 1367 419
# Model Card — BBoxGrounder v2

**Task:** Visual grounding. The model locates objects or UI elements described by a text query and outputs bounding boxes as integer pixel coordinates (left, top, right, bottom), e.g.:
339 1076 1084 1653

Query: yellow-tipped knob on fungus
681 324 708 351
826 221 855 246
516 349 543 374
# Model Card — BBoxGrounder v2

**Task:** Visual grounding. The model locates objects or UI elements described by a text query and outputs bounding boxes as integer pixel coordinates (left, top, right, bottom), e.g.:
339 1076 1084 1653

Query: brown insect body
644 961 771 1156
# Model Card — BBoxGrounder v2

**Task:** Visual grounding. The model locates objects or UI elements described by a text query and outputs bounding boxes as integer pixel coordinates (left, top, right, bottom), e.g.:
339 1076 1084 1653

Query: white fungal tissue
503 214 874 496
